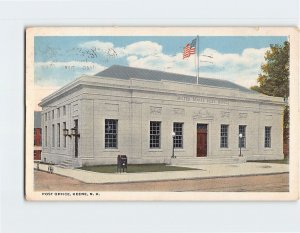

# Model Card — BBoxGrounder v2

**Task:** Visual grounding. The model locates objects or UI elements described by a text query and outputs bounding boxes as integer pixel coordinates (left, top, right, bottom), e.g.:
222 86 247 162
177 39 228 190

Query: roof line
95 64 256 94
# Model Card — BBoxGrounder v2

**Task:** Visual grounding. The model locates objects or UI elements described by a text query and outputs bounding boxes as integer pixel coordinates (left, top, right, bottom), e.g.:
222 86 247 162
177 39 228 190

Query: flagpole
197 35 199 85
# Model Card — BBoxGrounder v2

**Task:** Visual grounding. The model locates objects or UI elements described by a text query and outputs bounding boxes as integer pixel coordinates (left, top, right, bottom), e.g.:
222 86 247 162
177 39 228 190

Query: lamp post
63 127 80 159
171 131 176 158
239 133 243 157
71 125 80 159
63 128 71 137
70 125 80 138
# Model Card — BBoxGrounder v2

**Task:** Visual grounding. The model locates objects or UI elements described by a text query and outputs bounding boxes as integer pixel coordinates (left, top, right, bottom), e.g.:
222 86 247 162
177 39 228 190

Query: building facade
39 65 285 167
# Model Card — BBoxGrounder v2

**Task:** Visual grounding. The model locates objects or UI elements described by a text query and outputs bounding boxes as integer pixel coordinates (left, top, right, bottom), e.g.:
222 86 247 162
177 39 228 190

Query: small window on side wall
150 121 161 149
239 125 246 148
265 126 271 148
220 124 229 148
173 122 183 148
105 119 118 148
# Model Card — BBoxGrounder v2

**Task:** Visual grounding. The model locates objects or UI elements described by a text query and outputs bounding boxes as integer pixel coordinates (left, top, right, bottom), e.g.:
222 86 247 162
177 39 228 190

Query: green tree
251 41 289 97
251 41 289 148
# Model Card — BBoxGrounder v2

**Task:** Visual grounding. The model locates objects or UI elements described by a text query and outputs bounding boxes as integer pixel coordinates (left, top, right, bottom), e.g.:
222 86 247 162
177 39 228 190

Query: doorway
197 124 207 157
74 119 78 158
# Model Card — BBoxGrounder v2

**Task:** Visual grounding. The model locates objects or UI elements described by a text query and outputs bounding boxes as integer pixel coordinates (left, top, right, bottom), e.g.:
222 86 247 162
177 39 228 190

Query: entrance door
75 137 78 158
197 124 207 157
74 119 78 158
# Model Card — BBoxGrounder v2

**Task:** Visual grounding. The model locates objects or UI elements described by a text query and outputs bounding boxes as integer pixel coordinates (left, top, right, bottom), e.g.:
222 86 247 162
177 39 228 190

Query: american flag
183 38 196 59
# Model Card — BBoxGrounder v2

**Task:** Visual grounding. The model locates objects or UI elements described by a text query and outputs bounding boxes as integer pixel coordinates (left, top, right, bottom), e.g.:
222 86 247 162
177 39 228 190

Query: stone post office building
39 65 285 167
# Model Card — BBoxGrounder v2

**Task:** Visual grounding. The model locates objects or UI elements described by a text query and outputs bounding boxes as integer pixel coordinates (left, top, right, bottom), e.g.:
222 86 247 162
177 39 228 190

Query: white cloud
204 47 268 69
125 41 162 57
127 52 196 75
79 40 126 57
79 41 114 51
35 60 107 75
33 84 61 111
37 39 269 91
126 46 269 88
79 40 163 58
34 61 107 107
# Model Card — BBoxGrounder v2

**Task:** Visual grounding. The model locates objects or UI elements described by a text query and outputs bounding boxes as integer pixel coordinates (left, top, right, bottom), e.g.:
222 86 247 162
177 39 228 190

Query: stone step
170 156 246 165
57 159 75 168
64 159 74 163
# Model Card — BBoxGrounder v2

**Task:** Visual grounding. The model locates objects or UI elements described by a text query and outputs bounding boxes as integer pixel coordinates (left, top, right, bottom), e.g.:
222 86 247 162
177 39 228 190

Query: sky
34 36 287 111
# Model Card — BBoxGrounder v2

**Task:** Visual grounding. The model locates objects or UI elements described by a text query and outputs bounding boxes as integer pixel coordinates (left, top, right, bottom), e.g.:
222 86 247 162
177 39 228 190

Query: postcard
25 27 299 201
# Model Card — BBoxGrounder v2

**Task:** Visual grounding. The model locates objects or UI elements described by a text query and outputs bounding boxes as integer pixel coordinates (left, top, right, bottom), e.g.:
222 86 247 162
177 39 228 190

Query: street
34 170 289 192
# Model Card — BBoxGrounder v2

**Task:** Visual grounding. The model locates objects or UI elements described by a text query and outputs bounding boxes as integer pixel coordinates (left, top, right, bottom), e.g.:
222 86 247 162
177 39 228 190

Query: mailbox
117 155 127 173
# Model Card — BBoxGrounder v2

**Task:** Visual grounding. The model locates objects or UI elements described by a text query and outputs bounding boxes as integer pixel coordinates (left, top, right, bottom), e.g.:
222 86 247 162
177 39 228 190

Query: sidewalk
34 162 289 184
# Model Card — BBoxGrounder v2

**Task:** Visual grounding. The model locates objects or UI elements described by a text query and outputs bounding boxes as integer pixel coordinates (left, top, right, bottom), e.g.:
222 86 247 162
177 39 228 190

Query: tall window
239 125 246 148
52 124 55 147
150 121 161 148
265 126 271 148
63 106 66 116
45 113 47 121
105 119 118 148
173 122 183 148
52 110 54 119
63 122 66 148
220 124 229 148
57 108 60 118
57 123 60 147
45 126 47 146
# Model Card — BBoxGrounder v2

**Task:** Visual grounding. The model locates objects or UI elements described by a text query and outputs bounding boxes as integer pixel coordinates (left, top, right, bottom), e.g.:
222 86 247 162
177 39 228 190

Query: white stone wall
40 75 284 166
41 88 83 164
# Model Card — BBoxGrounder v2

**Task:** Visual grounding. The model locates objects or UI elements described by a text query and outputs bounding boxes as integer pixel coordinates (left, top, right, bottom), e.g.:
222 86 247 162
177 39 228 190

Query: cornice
39 75 285 108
